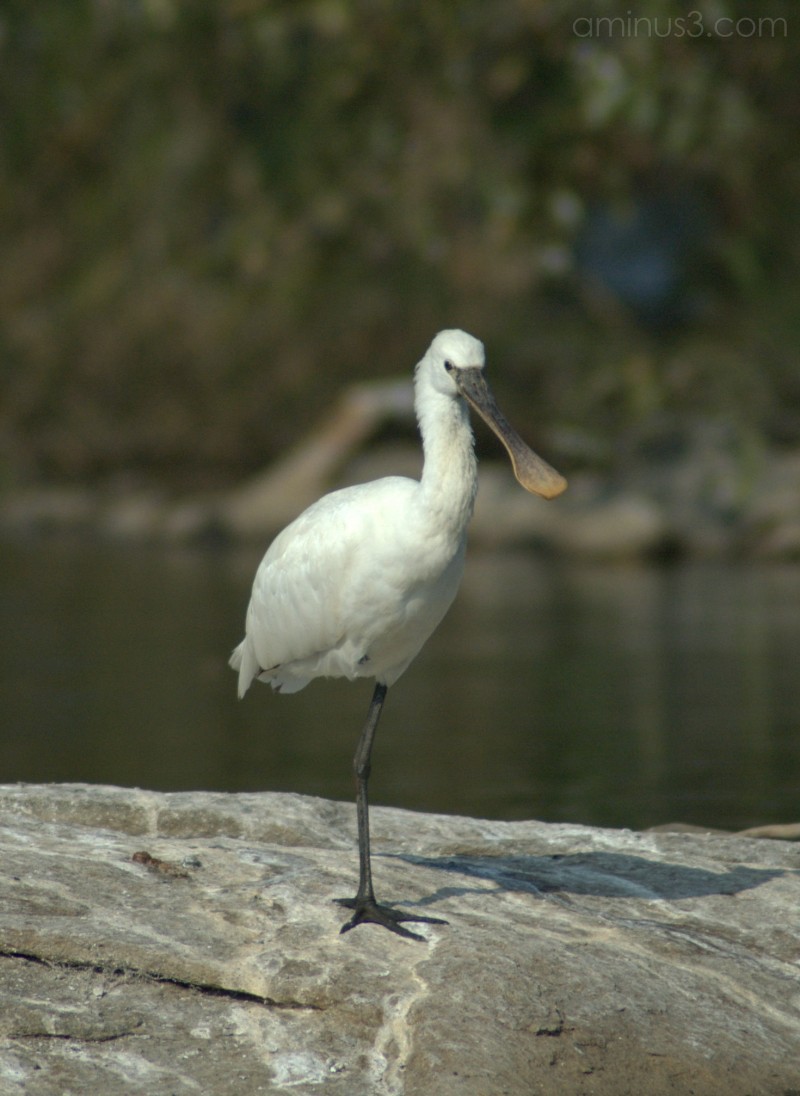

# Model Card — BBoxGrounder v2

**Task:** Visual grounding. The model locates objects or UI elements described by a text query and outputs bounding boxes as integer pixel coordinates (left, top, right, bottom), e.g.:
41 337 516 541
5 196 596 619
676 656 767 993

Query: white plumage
230 329 566 940
230 476 468 694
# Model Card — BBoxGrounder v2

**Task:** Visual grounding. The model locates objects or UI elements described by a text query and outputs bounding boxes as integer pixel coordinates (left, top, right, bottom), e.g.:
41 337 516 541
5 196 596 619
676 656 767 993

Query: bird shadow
387 850 789 910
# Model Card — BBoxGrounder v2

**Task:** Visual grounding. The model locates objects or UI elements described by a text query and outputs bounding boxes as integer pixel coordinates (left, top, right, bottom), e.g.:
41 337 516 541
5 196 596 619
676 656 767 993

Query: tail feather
229 638 260 699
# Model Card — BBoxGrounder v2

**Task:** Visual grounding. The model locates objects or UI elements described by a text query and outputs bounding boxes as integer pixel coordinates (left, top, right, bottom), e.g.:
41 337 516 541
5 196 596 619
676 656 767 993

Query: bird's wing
233 478 417 693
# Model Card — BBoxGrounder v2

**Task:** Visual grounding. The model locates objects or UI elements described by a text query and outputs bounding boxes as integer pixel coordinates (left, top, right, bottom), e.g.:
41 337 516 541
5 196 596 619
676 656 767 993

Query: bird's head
418 329 567 500
427 329 487 390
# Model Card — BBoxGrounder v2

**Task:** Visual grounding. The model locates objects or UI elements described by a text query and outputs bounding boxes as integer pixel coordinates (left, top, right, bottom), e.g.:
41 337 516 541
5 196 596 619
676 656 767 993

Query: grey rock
222 380 415 540
0 488 96 534
551 483 668 558
98 490 168 541
1 784 799 1095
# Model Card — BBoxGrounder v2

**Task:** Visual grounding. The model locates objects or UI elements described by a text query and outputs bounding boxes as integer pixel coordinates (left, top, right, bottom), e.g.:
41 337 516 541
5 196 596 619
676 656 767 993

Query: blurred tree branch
1 0 798 484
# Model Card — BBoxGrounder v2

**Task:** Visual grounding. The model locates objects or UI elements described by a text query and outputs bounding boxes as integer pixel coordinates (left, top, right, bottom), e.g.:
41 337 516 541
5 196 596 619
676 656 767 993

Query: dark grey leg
335 682 447 941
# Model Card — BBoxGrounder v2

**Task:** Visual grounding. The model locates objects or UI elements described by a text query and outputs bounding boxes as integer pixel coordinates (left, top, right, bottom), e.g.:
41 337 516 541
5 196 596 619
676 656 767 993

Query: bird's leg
335 682 447 942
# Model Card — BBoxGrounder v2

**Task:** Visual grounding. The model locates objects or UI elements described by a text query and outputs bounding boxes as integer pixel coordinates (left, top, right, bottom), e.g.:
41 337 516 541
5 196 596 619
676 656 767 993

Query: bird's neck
417 390 478 535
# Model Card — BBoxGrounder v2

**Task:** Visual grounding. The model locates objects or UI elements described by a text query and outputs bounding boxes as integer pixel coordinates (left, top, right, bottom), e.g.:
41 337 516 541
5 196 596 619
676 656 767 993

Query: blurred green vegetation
1 0 798 485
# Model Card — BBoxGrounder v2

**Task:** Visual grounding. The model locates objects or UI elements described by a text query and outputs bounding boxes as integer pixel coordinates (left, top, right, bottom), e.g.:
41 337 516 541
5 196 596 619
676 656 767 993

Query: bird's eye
443 360 454 372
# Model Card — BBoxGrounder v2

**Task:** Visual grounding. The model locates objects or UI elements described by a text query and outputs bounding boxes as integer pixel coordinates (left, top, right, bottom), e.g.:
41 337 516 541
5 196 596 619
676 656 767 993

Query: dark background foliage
2 0 798 486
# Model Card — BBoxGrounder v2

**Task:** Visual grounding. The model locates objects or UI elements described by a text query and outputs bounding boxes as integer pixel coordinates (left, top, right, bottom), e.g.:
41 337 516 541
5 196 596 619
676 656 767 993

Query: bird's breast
240 477 469 691
349 522 467 684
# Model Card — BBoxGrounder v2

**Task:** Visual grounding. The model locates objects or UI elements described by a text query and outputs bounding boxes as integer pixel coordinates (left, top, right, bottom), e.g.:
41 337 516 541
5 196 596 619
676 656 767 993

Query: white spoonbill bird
230 329 566 940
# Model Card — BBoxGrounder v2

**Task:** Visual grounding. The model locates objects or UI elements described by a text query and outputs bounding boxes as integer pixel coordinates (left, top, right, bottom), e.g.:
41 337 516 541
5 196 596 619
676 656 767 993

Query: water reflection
1 538 798 831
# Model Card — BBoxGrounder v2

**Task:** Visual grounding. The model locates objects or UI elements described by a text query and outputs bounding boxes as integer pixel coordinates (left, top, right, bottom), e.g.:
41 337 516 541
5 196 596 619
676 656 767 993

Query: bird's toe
334 896 447 942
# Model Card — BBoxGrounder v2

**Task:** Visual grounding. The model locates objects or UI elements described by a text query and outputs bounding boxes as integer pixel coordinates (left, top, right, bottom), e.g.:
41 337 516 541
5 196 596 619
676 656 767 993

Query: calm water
1 537 798 831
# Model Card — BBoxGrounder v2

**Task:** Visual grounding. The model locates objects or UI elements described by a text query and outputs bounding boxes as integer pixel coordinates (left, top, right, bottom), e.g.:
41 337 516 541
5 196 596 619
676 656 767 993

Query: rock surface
1 784 799 1095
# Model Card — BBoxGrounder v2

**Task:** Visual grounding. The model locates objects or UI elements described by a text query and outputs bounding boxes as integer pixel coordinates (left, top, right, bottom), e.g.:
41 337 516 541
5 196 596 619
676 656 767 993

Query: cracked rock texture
1 783 799 1095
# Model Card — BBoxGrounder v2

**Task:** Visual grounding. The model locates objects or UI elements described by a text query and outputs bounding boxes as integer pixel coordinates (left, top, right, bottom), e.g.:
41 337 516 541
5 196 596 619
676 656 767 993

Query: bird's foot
334 896 447 942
